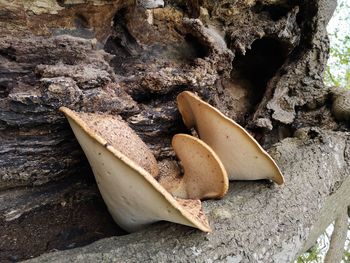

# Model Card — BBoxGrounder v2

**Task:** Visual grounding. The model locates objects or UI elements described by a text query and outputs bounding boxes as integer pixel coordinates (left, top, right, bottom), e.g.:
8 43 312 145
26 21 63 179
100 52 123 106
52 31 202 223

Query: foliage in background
344 250 350 263
295 224 333 263
297 246 322 263
324 0 350 89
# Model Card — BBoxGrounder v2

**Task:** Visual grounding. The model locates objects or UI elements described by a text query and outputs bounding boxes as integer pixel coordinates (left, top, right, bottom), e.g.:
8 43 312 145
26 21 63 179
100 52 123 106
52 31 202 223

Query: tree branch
324 207 349 263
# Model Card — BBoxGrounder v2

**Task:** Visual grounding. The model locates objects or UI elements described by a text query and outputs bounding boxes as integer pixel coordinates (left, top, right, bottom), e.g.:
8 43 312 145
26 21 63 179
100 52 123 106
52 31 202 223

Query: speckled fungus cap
60 107 211 232
177 91 285 185
70 109 159 178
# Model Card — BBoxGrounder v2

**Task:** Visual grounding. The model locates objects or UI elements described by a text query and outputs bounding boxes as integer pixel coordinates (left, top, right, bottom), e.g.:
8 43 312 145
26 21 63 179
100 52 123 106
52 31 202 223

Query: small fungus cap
171 134 228 200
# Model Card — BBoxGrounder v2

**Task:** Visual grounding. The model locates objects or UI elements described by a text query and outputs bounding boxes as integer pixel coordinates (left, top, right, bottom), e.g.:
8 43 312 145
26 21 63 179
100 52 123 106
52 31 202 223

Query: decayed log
1 0 349 261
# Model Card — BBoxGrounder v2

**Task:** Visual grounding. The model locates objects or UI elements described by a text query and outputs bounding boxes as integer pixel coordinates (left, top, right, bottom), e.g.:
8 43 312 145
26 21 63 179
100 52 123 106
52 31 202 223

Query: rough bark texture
24 129 350 263
0 0 349 262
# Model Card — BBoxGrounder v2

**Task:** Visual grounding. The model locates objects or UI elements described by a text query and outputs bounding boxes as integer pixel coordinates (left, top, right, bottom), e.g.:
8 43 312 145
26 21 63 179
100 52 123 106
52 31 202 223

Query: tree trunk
0 0 349 262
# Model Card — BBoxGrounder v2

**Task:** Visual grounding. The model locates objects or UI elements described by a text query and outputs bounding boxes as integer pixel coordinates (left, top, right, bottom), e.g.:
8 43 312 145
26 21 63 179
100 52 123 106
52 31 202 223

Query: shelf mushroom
177 91 285 185
61 108 160 178
60 107 211 232
160 134 228 200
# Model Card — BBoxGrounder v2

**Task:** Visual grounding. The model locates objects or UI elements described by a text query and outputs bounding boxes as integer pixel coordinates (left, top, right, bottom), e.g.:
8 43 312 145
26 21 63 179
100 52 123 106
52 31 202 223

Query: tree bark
24 129 350 263
0 0 349 262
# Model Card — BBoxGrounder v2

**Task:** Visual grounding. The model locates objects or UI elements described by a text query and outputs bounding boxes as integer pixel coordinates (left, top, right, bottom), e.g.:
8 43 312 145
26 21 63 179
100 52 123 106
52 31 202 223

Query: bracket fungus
60 109 159 178
160 134 228 200
60 107 211 232
177 91 285 185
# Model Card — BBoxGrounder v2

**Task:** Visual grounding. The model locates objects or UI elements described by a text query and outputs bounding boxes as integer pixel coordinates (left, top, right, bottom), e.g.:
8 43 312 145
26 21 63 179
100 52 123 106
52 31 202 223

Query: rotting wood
0 0 349 261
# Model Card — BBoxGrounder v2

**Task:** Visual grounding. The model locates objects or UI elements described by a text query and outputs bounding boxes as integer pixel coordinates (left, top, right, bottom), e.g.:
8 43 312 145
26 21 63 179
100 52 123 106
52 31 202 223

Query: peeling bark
0 0 349 261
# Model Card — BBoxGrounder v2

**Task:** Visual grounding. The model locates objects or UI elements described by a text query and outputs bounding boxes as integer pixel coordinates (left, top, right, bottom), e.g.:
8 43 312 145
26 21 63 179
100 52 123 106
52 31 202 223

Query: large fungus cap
177 91 285 185
60 107 211 233
66 109 159 178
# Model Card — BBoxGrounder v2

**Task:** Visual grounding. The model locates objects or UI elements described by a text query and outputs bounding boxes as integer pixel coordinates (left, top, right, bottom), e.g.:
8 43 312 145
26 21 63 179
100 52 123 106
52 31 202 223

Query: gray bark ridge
25 129 350 263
